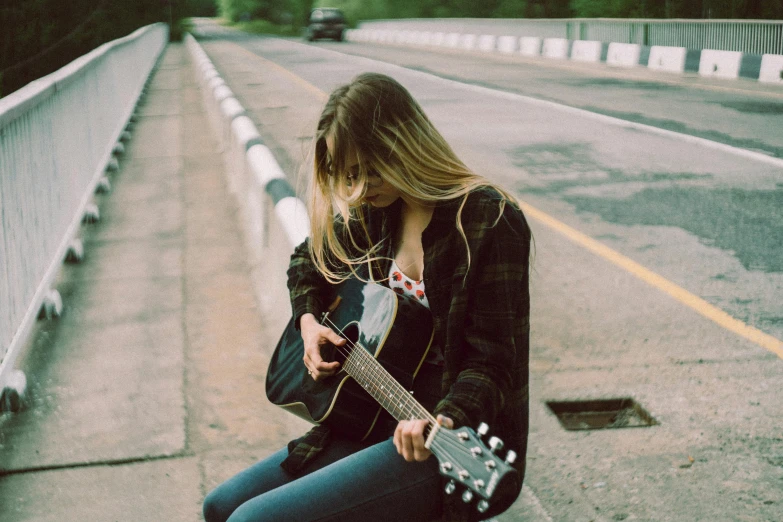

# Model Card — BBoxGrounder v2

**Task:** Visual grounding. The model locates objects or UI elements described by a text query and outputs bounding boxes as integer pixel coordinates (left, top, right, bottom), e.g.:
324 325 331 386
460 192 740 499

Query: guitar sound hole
331 323 360 366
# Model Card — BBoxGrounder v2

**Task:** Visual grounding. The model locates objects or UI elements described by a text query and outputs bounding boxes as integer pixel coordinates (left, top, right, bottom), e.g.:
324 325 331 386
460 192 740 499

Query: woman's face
326 134 401 208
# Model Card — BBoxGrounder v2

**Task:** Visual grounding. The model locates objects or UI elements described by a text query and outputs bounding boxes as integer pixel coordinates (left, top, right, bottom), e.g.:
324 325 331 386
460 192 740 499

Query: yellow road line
229 42 328 101
222 38 783 360
520 202 783 360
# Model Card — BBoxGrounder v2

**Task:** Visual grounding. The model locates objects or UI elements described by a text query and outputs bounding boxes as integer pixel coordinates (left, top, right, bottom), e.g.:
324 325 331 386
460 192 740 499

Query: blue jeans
204 365 445 521
203 437 442 522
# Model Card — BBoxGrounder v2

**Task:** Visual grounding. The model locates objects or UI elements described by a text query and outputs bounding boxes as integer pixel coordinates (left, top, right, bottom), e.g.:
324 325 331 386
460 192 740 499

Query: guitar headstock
428 422 519 515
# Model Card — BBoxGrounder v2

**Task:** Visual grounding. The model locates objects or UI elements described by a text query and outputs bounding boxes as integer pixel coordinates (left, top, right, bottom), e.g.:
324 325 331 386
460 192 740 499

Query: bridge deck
0 43 310 521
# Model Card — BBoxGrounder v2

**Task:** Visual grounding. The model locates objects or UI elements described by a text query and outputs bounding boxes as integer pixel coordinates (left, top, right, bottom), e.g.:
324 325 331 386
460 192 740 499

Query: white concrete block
570 40 602 62
607 42 641 67
699 49 742 78
519 37 542 56
758 54 783 83
459 34 477 50
477 35 497 52
418 31 432 46
542 38 569 59
648 46 687 73
497 36 517 54
444 33 461 48
276 197 311 248
430 32 445 46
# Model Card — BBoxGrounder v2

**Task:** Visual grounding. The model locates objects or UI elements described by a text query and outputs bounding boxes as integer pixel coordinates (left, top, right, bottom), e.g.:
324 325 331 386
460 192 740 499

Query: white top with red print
388 259 430 309
388 259 444 366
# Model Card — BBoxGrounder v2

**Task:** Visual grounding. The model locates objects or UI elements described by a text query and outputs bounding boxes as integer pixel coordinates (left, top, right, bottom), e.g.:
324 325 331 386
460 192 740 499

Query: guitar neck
342 344 433 424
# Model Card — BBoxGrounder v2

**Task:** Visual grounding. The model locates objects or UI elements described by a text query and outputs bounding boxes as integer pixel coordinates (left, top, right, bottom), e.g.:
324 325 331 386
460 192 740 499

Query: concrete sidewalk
0 43 307 521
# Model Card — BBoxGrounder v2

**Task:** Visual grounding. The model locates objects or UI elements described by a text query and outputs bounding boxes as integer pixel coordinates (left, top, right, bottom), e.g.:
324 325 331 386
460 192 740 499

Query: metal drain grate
546 398 657 431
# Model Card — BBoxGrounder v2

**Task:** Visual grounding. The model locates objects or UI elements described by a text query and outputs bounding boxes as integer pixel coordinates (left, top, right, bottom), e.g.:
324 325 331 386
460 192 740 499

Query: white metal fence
0 23 168 393
359 18 783 55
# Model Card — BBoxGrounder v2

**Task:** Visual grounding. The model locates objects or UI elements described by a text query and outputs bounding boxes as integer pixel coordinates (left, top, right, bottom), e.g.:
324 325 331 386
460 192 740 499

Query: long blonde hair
308 72 519 283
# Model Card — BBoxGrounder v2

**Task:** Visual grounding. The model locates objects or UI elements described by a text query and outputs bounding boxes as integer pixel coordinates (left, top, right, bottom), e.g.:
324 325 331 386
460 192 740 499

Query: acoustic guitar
266 278 520 515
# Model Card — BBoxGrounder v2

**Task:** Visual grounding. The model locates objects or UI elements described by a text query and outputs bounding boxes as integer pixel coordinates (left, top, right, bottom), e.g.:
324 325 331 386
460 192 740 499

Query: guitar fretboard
342 344 433 423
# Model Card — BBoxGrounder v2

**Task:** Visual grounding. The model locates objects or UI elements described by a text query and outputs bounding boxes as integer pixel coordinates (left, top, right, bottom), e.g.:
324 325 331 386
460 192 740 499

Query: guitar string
320 316 434 423
318 316 494 471
319 316 493 462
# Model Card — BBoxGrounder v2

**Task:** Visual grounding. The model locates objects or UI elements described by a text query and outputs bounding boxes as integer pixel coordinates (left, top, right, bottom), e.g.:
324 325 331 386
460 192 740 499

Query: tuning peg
444 480 456 495
462 490 474 503
477 422 489 437
505 450 518 465
477 500 490 513
488 436 504 453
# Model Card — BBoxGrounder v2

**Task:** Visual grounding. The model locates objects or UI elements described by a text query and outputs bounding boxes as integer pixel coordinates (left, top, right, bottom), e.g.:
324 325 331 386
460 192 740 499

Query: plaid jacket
285 187 530 520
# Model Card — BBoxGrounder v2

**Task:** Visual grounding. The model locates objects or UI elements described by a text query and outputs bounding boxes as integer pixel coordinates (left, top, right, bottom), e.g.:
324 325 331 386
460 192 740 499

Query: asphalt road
195 21 783 348
192 19 783 521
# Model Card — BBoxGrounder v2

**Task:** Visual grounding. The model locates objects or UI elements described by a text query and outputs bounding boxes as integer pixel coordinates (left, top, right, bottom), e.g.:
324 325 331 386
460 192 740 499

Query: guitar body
266 279 435 440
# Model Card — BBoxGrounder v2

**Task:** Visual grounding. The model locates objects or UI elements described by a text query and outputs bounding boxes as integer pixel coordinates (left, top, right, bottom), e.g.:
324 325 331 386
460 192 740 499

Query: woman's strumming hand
300 313 344 381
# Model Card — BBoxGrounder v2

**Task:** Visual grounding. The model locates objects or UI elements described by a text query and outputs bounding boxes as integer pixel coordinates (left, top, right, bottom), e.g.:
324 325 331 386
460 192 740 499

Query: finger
305 345 338 374
411 420 430 461
393 423 402 455
315 359 340 371
436 415 454 430
326 330 347 346
401 423 416 462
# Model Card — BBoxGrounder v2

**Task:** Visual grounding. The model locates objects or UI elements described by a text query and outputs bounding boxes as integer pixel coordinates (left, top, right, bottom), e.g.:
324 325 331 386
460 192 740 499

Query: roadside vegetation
0 0 216 97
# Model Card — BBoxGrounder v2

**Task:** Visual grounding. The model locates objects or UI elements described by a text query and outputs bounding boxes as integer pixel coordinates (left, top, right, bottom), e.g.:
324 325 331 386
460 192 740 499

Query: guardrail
348 25 783 84
359 18 783 56
0 23 169 407
183 33 310 289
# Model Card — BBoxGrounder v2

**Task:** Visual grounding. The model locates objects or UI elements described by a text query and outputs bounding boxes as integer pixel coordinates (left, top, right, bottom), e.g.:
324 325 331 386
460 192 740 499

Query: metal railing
359 18 783 55
0 23 168 393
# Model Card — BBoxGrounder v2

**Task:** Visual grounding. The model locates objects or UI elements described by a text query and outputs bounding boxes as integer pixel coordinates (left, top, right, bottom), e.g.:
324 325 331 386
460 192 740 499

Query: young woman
203 72 531 522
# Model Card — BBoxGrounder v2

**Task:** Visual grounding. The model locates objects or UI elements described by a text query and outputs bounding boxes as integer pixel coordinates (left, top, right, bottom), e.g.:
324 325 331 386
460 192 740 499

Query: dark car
305 8 346 42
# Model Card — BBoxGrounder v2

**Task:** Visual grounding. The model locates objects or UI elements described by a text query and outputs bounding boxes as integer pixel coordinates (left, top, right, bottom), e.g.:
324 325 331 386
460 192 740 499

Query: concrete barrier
519 36 542 56
759 54 783 83
497 35 517 54
648 46 687 73
477 34 497 52
430 32 445 46
607 42 641 67
459 34 478 51
542 38 569 59
347 24 781 86
184 33 310 272
699 49 743 78
570 40 602 63
444 32 461 48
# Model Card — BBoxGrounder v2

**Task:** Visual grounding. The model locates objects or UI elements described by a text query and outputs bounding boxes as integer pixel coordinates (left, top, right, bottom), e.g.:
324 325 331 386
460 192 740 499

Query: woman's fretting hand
300 313 344 381
394 415 454 462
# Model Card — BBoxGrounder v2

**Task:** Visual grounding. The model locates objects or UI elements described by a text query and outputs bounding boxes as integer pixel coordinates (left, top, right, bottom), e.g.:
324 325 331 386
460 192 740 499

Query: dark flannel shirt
285 187 531 520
